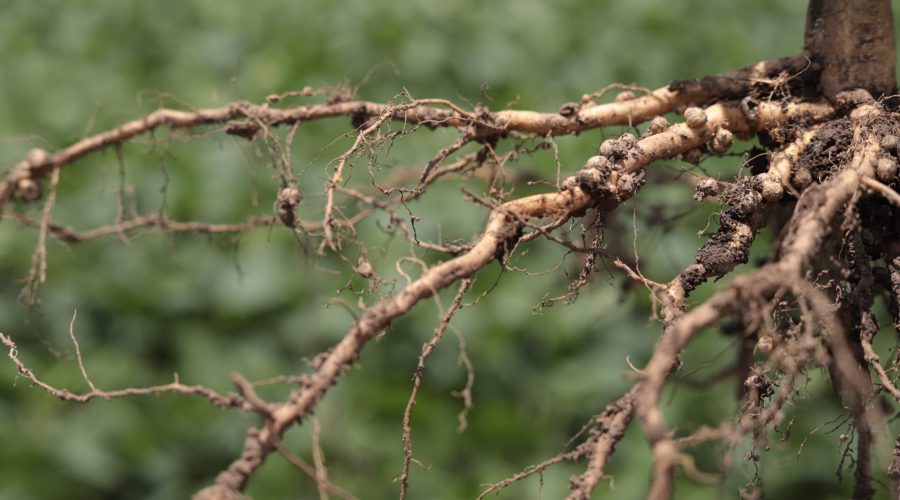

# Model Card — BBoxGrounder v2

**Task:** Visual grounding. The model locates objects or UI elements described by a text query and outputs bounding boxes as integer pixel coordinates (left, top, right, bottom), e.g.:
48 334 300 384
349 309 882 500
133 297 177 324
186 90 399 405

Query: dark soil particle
857 191 900 260
795 118 853 182
678 207 757 293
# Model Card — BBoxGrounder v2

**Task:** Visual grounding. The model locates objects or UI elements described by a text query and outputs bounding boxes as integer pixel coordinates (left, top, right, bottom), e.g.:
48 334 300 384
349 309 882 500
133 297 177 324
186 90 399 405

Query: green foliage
0 2 887 499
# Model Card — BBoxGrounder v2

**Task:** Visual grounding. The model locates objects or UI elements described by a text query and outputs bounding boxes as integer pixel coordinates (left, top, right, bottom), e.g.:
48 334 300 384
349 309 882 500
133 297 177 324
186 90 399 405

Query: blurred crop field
1 2 896 499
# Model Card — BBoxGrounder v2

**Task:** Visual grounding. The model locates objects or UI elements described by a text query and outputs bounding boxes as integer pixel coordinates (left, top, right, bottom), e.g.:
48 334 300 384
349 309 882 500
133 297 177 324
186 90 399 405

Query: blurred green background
1 1 898 499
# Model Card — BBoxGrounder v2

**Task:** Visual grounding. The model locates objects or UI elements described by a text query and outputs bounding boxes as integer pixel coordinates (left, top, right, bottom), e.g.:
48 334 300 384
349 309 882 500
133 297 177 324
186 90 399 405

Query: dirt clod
719 177 766 213
795 118 852 182
693 178 721 202
678 206 759 292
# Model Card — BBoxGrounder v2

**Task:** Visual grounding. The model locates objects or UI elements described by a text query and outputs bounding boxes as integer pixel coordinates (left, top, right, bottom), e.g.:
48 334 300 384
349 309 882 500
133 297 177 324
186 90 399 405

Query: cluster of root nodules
3 52 900 500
